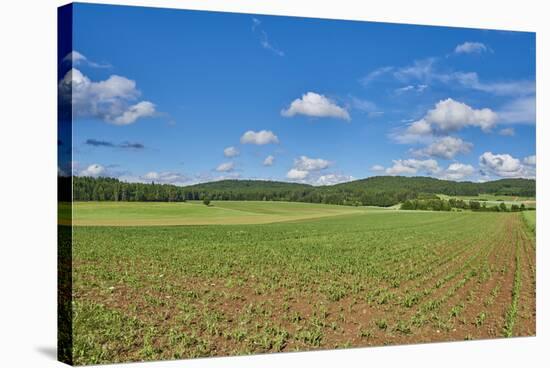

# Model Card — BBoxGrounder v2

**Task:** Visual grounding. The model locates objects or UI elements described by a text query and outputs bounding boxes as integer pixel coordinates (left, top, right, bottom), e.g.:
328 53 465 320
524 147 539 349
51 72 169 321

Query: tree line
67 176 535 208
400 198 531 212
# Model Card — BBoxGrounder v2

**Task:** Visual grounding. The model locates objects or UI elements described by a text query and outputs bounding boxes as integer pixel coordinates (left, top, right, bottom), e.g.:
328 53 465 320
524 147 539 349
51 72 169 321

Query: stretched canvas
58 3 536 365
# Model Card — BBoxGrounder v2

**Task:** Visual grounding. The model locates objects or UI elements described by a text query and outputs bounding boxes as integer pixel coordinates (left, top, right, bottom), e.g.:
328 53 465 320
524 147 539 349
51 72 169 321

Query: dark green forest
65 176 536 207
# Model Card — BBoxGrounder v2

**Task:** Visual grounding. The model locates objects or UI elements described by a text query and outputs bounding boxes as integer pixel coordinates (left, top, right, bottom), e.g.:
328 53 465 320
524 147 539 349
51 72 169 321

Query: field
437 194 536 208
70 201 385 226
72 201 536 365
522 211 536 233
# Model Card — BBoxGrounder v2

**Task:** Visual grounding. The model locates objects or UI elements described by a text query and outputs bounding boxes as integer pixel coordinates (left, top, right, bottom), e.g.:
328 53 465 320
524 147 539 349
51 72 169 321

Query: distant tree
499 202 508 212
469 201 481 210
203 197 211 206
520 203 526 211
511 204 520 212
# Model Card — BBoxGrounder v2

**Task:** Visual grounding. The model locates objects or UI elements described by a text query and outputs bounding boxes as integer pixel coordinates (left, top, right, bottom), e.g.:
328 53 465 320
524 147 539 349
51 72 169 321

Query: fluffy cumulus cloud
286 168 309 180
112 101 156 125
454 42 488 54
216 162 235 172
286 155 332 181
423 98 497 133
281 92 350 121
412 136 473 159
384 159 440 176
479 152 535 178
293 156 330 171
58 68 156 125
240 130 279 145
394 99 497 143
440 163 475 181
263 155 275 166
370 165 385 172
390 120 433 144
223 146 240 158
80 163 106 177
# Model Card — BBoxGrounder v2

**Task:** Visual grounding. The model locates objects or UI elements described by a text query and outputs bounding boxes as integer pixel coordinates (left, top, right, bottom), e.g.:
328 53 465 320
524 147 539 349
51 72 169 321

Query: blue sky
62 3 536 185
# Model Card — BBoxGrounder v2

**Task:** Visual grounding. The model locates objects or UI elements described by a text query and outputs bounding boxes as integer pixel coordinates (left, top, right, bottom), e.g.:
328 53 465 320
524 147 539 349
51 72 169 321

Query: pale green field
71 201 387 226
438 194 536 208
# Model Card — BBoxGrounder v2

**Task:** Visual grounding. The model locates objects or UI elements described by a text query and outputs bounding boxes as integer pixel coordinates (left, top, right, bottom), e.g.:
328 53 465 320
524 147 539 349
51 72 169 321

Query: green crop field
70 201 386 226
71 201 536 365
522 211 536 234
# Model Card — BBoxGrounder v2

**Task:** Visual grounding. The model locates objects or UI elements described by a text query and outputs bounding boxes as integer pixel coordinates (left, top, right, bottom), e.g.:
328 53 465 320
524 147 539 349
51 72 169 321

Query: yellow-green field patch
71 201 384 226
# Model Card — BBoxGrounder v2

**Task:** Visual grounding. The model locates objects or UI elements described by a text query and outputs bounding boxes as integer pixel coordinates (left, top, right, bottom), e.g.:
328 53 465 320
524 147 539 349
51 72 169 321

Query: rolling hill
70 175 535 207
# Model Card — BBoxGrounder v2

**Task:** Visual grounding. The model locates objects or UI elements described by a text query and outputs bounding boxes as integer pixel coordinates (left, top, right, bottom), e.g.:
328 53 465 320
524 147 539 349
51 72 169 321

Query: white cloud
224 146 240 158
59 68 156 125
394 99 496 144
385 159 440 176
281 92 350 121
479 152 535 178
394 58 437 83
263 155 275 166
523 155 536 166
286 169 309 180
216 162 235 172
62 50 111 68
252 18 284 56
453 72 535 96
370 165 385 172
390 119 434 144
141 171 189 185
360 66 394 86
240 130 279 145
424 98 497 132
314 174 355 186
454 42 488 54
413 136 473 159
111 101 156 125
498 96 536 124
369 58 534 97
293 156 330 171
395 84 428 94
499 127 515 136
63 51 87 64
286 155 332 182
440 163 475 181
80 163 106 177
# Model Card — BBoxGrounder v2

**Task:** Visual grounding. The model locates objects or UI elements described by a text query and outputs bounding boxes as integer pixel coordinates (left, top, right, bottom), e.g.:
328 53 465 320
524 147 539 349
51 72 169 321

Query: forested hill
333 176 535 196
69 176 535 207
